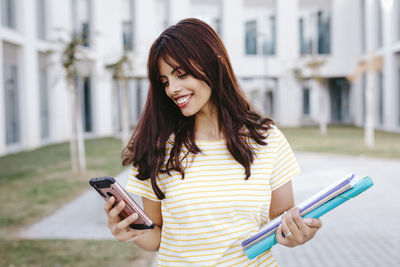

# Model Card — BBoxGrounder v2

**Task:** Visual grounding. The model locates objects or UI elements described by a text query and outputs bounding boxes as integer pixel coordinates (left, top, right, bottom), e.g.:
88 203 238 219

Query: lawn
281 125 400 159
0 137 149 266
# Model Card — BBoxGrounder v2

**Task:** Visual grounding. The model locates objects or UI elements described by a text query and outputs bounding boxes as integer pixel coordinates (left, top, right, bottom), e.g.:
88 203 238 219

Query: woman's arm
269 181 322 247
104 196 162 251
132 197 163 251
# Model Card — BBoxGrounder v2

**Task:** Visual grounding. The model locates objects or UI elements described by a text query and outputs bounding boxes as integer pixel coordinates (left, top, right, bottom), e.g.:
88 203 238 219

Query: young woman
104 18 322 266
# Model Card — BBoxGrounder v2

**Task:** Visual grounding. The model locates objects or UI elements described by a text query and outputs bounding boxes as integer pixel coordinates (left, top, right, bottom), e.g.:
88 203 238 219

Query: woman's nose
169 80 182 94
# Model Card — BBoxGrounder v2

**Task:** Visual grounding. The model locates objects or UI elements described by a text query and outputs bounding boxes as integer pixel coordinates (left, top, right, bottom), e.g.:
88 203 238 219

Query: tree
293 56 327 135
347 54 383 149
105 54 134 147
61 36 89 174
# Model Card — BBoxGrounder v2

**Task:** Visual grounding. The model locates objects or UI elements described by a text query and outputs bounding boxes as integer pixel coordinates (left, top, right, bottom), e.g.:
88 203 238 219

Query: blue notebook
242 176 374 260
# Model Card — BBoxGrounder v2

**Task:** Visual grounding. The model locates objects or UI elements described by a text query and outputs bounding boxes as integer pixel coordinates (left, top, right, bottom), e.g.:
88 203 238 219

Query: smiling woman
102 18 322 266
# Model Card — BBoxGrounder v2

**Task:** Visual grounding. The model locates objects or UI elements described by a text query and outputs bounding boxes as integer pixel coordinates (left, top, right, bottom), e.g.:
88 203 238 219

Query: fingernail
109 196 114 201
304 218 313 226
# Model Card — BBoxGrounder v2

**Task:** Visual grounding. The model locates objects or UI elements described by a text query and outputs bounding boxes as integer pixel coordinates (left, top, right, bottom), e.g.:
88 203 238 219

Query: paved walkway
20 152 400 266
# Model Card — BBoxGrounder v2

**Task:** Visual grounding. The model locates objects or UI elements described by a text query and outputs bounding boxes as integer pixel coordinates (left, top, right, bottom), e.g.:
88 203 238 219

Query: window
121 0 133 51
82 77 92 132
376 0 383 48
317 10 331 54
299 9 331 55
398 64 400 126
397 0 400 40
156 0 168 34
360 0 366 53
72 0 91 47
262 15 276 55
37 0 46 39
3 43 20 145
1 0 16 29
378 71 384 125
397 61 400 126
302 87 310 116
264 91 274 117
122 22 133 51
39 53 50 139
245 21 257 55
362 72 367 124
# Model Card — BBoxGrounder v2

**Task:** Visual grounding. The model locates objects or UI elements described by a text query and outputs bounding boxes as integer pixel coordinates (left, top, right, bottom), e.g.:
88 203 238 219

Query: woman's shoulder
261 124 284 139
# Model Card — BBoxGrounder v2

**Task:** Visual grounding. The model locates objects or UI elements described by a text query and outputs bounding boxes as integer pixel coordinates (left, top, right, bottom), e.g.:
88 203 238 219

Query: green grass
0 137 124 237
0 240 146 267
281 125 400 158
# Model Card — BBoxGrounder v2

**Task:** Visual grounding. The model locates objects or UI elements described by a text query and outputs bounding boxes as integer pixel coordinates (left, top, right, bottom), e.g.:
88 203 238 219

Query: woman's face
159 58 213 118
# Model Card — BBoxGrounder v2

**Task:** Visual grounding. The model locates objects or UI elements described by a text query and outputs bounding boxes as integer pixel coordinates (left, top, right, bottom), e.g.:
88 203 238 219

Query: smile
175 94 192 108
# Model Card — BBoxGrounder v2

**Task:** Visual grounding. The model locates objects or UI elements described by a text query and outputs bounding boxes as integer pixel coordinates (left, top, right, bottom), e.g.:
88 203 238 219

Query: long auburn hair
122 18 274 200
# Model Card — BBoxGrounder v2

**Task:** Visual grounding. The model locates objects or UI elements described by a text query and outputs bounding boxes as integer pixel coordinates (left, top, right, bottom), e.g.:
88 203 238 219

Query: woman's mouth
175 94 192 108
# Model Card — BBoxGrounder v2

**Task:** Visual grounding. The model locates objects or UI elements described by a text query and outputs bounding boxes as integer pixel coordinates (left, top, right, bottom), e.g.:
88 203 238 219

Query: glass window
377 0 383 48
245 21 257 55
262 15 276 55
3 42 20 145
299 14 313 55
122 22 133 51
398 66 400 126
121 0 133 51
1 0 16 29
72 0 90 47
360 0 366 53
302 87 310 116
263 91 274 116
299 8 331 55
362 72 367 124
398 0 400 40
37 0 46 40
378 71 384 125
4 63 20 145
155 0 168 34
39 53 50 139
317 10 331 54
82 77 92 132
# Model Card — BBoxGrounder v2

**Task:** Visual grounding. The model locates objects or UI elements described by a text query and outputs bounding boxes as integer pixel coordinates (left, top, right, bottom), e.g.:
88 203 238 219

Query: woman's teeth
177 95 191 104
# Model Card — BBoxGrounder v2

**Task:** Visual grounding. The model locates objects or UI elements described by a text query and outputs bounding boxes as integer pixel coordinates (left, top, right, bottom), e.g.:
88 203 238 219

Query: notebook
241 174 374 260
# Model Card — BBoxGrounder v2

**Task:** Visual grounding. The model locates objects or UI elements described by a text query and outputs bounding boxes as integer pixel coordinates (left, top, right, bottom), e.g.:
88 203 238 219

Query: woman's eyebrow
160 66 182 78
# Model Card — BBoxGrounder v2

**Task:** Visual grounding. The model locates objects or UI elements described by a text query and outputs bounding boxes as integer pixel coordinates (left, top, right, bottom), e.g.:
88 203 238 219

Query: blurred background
1 0 400 266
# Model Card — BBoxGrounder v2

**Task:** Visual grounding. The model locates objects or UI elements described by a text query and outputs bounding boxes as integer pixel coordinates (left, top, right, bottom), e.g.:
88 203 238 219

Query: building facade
1 0 399 156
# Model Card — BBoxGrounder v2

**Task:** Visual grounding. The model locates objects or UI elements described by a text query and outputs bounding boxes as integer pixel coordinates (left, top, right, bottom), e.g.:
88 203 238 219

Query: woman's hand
104 196 149 242
276 207 322 247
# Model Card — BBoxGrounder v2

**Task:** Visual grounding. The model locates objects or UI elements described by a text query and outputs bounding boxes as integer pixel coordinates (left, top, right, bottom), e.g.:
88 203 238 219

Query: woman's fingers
276 224 289 246
278 208 323 248
303 217 323 228
104 196 115 212
109 200 125 220
115 213 139 232
283 210 300 237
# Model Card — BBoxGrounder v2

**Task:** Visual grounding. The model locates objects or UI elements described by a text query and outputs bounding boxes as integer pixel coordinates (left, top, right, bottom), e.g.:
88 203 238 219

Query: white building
1 0 399 156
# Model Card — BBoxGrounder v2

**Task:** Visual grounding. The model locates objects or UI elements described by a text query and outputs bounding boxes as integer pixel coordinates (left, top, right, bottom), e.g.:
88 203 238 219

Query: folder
241 175 374 260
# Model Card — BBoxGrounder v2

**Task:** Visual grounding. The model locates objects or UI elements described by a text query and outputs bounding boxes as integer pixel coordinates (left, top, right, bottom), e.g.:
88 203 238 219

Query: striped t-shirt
126 126 300 266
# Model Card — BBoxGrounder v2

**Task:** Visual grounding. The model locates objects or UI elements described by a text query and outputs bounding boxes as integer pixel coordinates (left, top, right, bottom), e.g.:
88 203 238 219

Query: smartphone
89 176 155 230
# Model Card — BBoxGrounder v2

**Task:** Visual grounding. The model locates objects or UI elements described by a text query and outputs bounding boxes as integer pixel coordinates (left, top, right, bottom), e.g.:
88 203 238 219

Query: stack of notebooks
241 174 374 260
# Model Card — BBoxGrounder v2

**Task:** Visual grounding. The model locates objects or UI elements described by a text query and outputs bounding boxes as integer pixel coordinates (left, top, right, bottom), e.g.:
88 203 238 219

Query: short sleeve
125 166 161 202
269 127 301 191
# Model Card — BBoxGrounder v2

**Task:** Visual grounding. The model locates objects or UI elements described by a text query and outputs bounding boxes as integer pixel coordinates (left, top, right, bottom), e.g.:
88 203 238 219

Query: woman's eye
162 81 169 87
178 73 188 79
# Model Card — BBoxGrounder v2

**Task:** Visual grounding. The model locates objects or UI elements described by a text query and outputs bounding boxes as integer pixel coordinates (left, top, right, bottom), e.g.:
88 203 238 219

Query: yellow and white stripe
126 126 300 266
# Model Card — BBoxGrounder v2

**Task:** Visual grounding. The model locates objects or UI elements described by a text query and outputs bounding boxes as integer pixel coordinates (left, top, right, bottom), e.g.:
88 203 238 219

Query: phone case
89 176 155 230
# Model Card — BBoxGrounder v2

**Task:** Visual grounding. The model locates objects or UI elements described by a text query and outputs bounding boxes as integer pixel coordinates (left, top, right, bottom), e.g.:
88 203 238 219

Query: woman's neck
194 108 224 141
